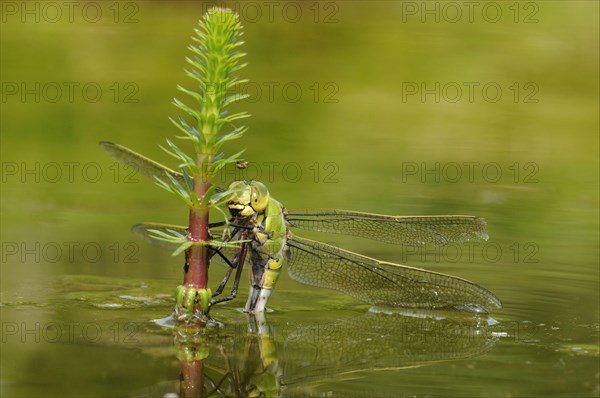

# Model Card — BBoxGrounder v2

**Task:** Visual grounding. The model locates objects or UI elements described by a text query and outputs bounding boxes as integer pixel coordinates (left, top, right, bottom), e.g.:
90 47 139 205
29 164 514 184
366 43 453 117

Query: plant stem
184 154 212 289
179 360 204 398
185 209 209 289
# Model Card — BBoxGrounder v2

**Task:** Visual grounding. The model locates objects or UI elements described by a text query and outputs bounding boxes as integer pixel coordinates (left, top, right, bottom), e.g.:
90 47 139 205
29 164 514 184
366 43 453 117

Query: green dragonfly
101 142 502 314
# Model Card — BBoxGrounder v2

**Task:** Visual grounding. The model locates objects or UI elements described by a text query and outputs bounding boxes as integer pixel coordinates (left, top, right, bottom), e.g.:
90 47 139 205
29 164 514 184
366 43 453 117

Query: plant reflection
173 312 281 397
170 309 501 397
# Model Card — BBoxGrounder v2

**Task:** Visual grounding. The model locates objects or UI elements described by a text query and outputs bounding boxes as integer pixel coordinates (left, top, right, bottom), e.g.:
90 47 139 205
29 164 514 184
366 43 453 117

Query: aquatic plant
102 7 249 322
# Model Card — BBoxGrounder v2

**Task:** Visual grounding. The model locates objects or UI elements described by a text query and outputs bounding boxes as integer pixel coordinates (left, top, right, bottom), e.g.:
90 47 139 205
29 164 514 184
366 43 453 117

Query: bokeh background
1 1 598 397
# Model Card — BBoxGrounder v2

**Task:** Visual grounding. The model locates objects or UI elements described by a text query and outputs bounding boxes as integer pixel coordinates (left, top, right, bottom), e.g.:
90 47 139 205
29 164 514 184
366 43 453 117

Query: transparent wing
131 223 237 267
286 235 501 313
100 141 229 193
286 209 488 246
100 141 185 184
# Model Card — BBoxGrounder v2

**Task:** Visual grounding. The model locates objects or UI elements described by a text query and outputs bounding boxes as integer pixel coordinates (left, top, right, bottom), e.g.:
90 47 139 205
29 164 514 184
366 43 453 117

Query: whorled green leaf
154 173 196 207
221 93 250 108
199 185 216 206
181 168 195 192
209 149 246 175
172 241 194 257
177 84 204 103
161 139 200 176
147 228 188 246
207 238 251 250
169 116 204 145
219 112 251 124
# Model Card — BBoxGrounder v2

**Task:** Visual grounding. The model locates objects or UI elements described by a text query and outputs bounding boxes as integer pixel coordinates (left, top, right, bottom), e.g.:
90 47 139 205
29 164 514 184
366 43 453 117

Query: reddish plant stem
179 359 204 398
184 157 211 289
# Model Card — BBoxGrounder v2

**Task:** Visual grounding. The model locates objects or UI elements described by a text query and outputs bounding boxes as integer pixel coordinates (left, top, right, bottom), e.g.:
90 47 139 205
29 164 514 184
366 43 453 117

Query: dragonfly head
227 181 270 218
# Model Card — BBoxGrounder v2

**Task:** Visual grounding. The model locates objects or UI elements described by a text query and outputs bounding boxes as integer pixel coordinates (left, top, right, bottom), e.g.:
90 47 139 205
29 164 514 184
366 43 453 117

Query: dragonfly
101 142 502 314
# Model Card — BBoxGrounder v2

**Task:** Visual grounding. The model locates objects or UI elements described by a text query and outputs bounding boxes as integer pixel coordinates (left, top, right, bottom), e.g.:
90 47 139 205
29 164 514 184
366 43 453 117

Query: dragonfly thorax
227 180 270 218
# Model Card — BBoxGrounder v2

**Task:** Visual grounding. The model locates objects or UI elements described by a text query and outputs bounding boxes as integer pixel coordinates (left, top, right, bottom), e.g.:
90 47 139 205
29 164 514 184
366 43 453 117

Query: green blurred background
1 1 598 397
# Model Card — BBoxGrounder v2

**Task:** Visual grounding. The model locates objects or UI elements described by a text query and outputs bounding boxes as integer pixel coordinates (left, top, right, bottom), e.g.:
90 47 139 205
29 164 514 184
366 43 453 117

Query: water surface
1 2 598 397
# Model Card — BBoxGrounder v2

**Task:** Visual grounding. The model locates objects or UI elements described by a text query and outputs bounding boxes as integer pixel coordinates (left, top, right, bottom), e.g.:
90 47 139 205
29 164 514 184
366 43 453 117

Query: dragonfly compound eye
249 181 269 211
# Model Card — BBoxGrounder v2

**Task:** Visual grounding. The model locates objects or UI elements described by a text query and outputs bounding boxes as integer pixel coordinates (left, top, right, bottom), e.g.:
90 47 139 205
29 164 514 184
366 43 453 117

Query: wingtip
130 223 144 233
493 297 503 309
99 141 115 150
476 217 490 241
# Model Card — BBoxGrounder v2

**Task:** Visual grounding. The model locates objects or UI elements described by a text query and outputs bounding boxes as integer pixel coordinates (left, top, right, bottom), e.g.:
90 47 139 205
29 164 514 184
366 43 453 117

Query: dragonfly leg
212 267 233 297
211 259 245 305
208 220 227 228
211 247 238 297
229 223 253 230
211 235 249 306
207 226 243 297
